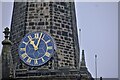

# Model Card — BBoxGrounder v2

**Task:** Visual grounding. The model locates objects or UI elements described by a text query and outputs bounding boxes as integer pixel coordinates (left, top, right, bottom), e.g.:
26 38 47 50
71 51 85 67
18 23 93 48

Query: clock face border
18 31 55 67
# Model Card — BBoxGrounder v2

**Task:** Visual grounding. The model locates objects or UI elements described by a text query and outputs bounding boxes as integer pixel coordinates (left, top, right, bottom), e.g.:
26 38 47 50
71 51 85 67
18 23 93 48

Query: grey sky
75 2 118 78
0 1 118 78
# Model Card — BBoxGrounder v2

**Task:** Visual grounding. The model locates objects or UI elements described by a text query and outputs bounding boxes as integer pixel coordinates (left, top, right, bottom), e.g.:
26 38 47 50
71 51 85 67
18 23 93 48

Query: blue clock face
18 32 54 66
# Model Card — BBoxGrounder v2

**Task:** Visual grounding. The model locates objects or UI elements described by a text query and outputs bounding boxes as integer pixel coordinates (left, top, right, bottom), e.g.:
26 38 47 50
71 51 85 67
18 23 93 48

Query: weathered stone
1 27 13 79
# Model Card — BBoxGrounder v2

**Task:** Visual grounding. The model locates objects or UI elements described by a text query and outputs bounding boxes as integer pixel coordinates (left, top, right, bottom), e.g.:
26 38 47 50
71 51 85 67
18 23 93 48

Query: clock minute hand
36 33 43 48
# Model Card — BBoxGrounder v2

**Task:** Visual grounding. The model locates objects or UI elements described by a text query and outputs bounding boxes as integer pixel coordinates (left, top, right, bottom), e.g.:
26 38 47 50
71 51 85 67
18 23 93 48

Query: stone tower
10 1 79 69
8 1 93 80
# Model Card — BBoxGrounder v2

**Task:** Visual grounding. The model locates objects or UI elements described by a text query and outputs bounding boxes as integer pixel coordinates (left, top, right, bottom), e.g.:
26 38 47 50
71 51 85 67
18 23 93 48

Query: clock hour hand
30 41 38 50
36 32 43 48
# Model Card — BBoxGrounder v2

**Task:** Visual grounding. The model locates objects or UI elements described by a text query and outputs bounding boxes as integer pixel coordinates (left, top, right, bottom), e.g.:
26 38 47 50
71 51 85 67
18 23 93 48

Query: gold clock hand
30 41 38 50
36 32 42 48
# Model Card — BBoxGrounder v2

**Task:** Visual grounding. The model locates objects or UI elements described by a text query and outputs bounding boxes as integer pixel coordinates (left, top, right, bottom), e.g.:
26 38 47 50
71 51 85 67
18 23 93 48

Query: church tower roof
80 50 93 80
80 50 86 67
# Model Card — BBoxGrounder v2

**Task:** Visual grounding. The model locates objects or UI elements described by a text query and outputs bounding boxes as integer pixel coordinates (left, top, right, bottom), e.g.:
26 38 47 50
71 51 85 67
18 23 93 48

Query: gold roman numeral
21 53 27 59
26 57 32 63
45 52 50 57
28 35 32 41
20 48 26 51
34 33 39 39
41 58 45 62
34 59 38 64
47 46 52 50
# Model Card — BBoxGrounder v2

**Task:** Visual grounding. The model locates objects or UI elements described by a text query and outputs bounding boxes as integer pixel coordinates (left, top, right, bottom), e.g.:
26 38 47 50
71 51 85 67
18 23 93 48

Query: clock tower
3 1 94 80
10 1 79 70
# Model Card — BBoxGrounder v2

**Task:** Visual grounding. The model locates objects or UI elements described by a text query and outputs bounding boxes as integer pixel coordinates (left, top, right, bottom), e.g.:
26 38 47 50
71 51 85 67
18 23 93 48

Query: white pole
79 29 81 48
79 29 81 68
95 54 97 80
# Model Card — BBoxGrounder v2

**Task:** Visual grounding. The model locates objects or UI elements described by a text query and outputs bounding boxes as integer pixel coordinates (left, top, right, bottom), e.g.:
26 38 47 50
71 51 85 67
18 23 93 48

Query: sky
0 1 119 79
75 2 118 78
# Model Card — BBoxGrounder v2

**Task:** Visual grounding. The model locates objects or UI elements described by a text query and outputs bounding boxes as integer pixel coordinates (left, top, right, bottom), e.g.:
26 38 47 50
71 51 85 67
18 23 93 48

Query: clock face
18 32 54 66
